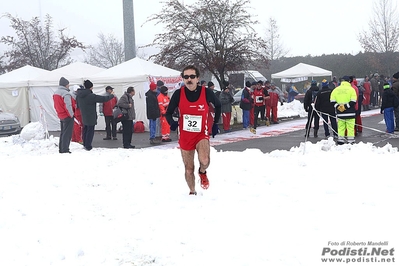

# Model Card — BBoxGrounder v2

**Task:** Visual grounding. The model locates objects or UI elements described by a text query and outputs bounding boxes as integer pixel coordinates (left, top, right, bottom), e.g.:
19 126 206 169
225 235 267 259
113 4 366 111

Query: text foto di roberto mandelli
328 241 390 246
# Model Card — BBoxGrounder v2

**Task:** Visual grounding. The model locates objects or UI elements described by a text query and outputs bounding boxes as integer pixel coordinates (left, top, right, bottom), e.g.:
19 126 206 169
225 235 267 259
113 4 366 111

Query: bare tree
0 54 6 74
358 0 399 53
85 33 125 68
144 0 269 88
264 17 288 61
0 13 85 71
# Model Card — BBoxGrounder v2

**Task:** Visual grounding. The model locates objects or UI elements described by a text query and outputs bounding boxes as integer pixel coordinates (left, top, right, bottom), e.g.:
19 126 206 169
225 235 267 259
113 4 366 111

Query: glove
99 112 104 116
337 104 346 112
280 102 283 106
170 121 178 131
212 123 219 138
380 110 383 114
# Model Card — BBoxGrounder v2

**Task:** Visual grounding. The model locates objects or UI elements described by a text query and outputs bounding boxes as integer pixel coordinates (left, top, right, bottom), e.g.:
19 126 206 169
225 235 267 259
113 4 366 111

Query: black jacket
145 89 160 120
77 88 114 126
239 87 253 110
304 84 319 112
314 86 335 115
381 88 399 112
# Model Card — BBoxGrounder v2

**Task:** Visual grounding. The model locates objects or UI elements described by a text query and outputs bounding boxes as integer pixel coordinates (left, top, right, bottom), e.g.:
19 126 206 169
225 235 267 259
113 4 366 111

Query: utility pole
123 0 136 60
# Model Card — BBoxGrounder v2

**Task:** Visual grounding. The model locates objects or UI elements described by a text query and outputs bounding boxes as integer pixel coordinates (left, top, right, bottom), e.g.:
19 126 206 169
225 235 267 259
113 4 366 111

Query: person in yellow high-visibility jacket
330 76 358 144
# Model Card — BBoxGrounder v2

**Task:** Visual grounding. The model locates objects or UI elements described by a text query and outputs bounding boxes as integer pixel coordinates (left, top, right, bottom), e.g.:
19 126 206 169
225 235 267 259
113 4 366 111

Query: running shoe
198 169 209 190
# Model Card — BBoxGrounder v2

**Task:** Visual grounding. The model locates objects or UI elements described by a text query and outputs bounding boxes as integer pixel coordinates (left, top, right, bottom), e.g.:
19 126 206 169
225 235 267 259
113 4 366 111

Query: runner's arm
206 88 221 123
165 89 180 125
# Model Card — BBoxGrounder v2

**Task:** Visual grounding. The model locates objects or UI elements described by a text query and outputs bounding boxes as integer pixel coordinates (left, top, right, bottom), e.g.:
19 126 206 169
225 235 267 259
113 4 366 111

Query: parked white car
233 89 243 104
0 108 21 136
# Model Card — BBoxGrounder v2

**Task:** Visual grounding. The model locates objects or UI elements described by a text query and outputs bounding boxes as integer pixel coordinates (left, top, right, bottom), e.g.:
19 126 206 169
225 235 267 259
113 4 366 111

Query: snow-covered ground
0 102 397 266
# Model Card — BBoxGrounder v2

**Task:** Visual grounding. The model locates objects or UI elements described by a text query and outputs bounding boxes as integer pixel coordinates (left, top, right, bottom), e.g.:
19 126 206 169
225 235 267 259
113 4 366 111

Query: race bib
182 115 202 132
255 96 263 103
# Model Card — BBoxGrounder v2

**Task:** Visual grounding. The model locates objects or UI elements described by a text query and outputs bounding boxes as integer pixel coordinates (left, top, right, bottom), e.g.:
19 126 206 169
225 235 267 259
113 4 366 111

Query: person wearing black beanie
84 80 93 89
76 80 115 151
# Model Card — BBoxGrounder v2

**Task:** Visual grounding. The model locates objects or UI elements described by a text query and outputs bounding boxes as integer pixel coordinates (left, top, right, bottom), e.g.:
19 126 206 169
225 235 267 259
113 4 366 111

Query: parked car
233 89 243 104
294 93 305 103
0 108 21 136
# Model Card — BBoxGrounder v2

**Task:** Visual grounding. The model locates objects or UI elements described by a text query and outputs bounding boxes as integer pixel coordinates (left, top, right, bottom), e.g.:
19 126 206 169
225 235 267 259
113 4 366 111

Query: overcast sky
0 0 377 59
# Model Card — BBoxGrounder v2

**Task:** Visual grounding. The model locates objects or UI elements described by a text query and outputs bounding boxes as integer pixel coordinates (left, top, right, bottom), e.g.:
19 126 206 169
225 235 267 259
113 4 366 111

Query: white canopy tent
271 63 332 80
0 65 50 126
28 62 106 131
87 57 182 131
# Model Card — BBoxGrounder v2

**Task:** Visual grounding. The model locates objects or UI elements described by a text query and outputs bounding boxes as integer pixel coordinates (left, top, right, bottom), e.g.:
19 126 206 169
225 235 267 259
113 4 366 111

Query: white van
211 70 267 91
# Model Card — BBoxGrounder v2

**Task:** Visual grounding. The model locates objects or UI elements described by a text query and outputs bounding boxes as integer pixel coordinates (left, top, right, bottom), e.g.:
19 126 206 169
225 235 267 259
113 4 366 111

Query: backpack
311 90 318 103
113 106 128 123
134 121 145 133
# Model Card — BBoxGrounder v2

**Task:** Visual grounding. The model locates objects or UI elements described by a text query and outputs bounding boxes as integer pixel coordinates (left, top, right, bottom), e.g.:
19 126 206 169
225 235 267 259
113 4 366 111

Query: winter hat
341 76 350 82
156 80 164 87
223 81 229 87
311 80 317 85
105 86 114 91
84 80 93 89
59 77 69 87
251 81 257 86
160 86 168 94
245 81 252 87
321 79 329 88
208 81 215 88
393 72 399 79
149 82 157 90
383 82 390 90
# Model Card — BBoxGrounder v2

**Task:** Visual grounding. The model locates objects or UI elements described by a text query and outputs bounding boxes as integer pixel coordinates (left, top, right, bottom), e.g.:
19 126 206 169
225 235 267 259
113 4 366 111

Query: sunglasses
182 74 197 79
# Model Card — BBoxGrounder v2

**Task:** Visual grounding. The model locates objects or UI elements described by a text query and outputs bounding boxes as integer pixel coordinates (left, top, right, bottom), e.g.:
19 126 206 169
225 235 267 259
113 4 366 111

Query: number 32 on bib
183 115 202 132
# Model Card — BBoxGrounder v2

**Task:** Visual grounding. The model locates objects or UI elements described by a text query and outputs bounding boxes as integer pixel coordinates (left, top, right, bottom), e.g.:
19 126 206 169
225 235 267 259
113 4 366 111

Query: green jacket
330 81 357 119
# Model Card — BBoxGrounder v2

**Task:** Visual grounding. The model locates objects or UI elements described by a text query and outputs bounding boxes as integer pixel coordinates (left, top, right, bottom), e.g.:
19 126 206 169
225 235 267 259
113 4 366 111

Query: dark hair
181 65 200 78
160 86 168 94
127 86 134 93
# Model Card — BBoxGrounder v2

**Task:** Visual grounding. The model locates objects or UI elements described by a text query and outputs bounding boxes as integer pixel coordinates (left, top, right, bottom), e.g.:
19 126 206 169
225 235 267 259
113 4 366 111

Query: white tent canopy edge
271 63 332 80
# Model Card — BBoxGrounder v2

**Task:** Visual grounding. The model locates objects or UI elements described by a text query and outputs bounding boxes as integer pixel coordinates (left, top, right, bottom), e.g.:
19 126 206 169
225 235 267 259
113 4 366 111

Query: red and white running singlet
178 86 210 150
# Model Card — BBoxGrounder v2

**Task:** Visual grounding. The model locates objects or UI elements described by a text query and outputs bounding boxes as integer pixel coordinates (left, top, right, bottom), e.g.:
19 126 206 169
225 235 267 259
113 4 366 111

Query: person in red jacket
266 82 285 124
361 76 371 110
350 76 361 135
71 85 83 144
53 77 74 153
157 86 172 142
99 86 118 140
251 82 269 134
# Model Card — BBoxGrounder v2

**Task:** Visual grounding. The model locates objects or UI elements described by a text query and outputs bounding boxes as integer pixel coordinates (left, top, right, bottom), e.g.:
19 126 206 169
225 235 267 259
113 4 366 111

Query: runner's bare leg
181 149 196 193
196 139 210 173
